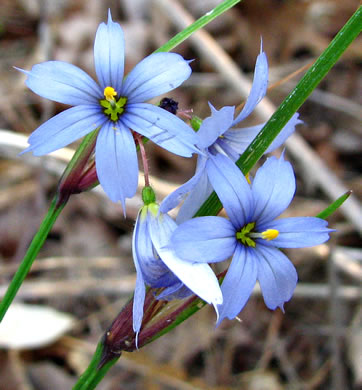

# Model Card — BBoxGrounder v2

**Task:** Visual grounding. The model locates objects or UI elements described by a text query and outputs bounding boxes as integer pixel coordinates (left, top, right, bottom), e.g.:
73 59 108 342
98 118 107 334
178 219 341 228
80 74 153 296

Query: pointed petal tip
18 147 30 156
107 8 113 23
116 190 127 216
257 42 268 62
135 331 140 350
207 101 216 112
19 144 46 157
132 321 141 349
215 312 225 328
121 201 127 218
213 303 220 324
104 190 128 213
13 66 28 75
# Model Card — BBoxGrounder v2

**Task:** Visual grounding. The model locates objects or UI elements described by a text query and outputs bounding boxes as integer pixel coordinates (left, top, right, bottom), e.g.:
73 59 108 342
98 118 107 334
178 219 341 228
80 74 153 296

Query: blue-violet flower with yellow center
161 45 302 222
171 153 334 325
17 10 199 210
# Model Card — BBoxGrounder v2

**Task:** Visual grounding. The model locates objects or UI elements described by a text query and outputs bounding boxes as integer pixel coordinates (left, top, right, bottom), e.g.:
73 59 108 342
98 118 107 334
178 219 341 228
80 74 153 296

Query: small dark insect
159 97 179 115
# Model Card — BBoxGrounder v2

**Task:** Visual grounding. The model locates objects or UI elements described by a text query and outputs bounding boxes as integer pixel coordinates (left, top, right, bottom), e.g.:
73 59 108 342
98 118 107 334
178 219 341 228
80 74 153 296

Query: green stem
57 5 362 390
72 1 244 388
0 130 98 322
72 341 118 390
73 184 351 390
195 6 362 217
0 196 65 321
155 0 242 53
141 189 354 344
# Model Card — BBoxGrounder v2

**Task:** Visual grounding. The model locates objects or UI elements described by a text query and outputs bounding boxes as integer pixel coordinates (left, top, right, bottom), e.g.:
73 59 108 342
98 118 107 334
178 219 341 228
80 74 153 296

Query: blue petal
213 136 240 162
132 210 147 334
222 113 301 158
171 216 236 263
264 217 333 248
160 156 207 215
159 254 223 309
222 123 265 155
132 207 169 287
21 105 105 156
133 270 146 336
150 213 223 309
176 161 213 224
253 244 298 310
265 113 302 153
122 103 199 157
217 245 257 325
197 103 235 149
95 120 138 208
133 209 154 273
16 61 102 105
252 154 295 225
232 46 268 126
155 281 183 300
121 53 191 103
207 154 253 229
157 283 192 300
94 10 125 93
133 206 180 287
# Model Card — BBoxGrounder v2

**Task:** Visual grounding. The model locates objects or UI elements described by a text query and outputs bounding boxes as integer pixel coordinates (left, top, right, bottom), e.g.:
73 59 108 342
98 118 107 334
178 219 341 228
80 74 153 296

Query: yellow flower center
100 86 127 122
236 223 279 247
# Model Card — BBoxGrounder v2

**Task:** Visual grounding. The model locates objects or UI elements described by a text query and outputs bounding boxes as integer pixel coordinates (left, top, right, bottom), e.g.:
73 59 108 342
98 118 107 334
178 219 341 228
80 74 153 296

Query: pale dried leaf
0 303 74 349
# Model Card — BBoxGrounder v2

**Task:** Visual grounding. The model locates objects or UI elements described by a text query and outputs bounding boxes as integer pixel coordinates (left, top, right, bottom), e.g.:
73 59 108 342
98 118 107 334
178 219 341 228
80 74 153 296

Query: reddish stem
178 108 193 120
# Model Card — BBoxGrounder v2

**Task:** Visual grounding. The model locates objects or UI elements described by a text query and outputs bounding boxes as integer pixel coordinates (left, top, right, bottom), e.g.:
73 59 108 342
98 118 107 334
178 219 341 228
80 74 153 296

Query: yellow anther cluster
261 229 279 241
104 86 117 102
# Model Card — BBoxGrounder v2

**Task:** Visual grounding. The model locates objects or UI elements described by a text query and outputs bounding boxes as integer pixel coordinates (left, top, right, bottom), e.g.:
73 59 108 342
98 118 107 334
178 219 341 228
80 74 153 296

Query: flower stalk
72 6 360 389
74 185 348 389
194 5 362 218
0 196 64 321
73 289 205 390
155 0 243 53
2 0 358 388
0 129 99 322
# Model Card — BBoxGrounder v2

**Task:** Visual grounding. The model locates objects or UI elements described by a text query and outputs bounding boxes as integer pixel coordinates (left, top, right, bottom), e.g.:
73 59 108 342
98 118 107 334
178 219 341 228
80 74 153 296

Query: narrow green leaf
155 0 242 53
195 6 362 218
0 197 65 321
67 6 362 390
317 191 352 220
0 130 98 322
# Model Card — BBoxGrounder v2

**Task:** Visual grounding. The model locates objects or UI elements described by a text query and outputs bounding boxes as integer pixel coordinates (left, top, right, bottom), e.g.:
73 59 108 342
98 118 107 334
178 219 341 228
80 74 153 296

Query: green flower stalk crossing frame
74 4 361 389
0 1 360 388
0 0 245 324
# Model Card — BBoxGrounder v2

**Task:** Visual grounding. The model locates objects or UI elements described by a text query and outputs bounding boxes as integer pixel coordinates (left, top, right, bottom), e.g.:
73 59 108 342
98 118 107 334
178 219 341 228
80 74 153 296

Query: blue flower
171 154 333 324
132 200 222 336
18 10 199 209
160 46 302 222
